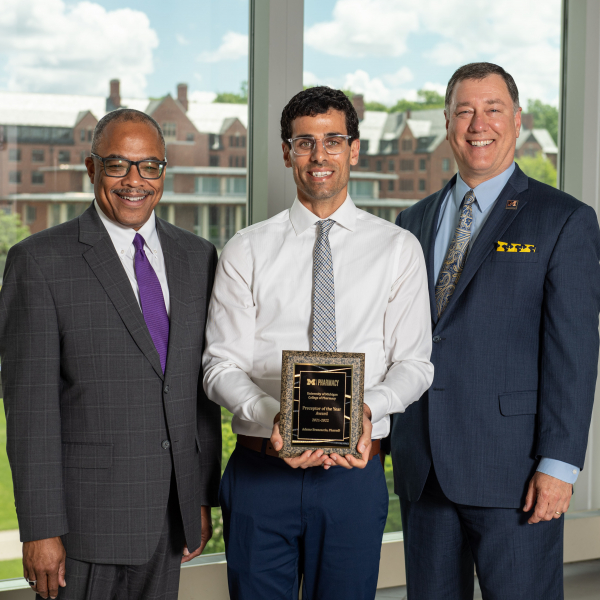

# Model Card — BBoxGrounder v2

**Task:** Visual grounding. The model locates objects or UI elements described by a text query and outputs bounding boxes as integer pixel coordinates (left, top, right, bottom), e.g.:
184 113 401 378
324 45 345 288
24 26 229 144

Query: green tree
214 81 248 104
515 154 557 188
389 89 445 114
526 99 558 144
0 212 30 279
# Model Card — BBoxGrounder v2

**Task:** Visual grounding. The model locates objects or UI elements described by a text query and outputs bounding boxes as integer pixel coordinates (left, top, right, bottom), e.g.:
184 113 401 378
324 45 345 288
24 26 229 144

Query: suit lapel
156 219 191 378
421 177 456 323
79 206 164 380
436 165 529 328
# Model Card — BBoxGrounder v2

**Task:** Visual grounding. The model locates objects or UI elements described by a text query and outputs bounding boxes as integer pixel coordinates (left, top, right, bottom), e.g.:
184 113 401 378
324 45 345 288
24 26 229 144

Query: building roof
516 128 558 154
0 90 249 136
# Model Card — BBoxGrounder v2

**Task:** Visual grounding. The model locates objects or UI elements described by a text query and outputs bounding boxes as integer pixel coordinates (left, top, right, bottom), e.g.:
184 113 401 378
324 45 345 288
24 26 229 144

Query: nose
120 163 144 187
468 111 488 133
310 139 328 163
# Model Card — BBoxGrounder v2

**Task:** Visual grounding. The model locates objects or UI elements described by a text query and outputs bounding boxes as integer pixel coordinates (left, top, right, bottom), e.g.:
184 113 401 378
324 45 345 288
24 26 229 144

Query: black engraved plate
279 351 364 458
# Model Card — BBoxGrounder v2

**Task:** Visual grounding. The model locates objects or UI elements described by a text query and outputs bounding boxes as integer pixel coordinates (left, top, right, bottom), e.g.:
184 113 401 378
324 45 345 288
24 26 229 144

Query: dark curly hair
280 86 360 146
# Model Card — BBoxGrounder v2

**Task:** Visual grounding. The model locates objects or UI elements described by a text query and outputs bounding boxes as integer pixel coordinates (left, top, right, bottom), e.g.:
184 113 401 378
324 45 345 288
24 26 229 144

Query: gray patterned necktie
311 219 337 352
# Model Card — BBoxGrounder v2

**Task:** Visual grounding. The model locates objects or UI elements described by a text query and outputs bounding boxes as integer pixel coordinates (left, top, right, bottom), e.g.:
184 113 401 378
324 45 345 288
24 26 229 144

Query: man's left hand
523 472 572 524
181 505 213 563
326 404 373 470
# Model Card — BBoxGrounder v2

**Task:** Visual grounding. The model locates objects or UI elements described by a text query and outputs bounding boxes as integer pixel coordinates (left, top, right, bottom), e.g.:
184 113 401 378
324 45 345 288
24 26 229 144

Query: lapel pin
506 199 519 210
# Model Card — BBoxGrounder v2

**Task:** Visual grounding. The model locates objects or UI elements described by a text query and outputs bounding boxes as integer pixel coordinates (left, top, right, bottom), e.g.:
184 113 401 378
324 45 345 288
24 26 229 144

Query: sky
0 0 561 107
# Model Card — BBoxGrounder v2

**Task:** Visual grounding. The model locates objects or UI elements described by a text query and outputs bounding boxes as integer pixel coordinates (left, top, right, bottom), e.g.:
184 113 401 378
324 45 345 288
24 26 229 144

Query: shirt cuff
537 457 580 484
250 395 281 430
363 389 389 425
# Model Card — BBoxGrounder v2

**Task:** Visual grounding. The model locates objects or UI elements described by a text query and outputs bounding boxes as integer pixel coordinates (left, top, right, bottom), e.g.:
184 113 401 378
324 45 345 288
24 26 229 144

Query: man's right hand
23 537 66 599
271 413 329 469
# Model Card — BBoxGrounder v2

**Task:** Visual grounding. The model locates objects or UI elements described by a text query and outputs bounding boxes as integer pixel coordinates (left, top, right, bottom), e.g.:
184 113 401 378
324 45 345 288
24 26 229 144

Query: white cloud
343 68 416 105
303 71 320 87
306 0 561 104
189 90 217 103
0 0 159 96
198 32 248 63
176 34 190 46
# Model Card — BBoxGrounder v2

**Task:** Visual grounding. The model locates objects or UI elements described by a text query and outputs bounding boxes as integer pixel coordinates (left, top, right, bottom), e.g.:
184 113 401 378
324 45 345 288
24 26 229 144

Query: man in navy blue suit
391 62 600 599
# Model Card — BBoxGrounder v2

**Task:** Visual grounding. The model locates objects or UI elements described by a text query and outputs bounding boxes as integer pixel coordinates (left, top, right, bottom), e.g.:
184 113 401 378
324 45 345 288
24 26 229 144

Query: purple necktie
133 233 170 372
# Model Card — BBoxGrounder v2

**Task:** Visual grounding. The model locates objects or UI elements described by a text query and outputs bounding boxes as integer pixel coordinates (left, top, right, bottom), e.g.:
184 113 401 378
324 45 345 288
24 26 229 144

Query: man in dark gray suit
0 108 221 600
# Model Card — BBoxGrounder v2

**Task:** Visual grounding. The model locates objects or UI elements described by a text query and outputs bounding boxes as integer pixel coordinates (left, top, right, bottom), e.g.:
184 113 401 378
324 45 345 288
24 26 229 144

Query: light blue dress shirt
433 162 579 485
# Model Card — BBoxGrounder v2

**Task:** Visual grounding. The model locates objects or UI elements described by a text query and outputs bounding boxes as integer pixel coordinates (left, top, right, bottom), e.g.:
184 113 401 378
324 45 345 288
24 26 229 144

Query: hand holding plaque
278 350 365 459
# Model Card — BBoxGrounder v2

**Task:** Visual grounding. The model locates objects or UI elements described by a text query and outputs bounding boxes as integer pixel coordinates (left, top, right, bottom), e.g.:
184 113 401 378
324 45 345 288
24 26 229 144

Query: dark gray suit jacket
0 204 221 564
391 165 600 508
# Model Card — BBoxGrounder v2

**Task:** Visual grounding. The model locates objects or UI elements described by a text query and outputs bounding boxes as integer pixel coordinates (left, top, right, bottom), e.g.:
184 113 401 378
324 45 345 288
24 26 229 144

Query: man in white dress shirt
203 87 434 600
0 108 220 600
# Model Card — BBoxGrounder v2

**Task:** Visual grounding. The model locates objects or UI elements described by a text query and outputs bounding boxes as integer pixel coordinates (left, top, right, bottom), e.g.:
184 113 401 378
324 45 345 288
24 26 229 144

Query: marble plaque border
279 350 365 459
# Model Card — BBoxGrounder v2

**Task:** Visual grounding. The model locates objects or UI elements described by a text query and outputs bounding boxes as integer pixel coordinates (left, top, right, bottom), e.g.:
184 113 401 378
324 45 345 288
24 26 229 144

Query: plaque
279 350 365 459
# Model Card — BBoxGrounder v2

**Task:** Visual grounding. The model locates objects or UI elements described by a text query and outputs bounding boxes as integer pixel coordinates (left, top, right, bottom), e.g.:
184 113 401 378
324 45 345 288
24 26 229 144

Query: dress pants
400 467 564 600
42 474 186 600
220 444 389 600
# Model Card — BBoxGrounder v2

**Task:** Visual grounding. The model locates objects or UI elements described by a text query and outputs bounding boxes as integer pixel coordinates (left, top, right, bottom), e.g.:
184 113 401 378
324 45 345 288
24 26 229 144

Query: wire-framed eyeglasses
91 152 167 180
287 135 353 156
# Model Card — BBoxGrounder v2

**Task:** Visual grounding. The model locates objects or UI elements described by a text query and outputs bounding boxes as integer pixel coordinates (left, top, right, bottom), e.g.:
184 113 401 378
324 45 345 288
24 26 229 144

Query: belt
237 435 381 461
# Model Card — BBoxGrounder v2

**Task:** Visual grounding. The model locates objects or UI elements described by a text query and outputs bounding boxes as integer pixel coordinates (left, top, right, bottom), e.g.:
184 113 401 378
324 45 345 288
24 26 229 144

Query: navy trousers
220 444 389 600
400 468 564 600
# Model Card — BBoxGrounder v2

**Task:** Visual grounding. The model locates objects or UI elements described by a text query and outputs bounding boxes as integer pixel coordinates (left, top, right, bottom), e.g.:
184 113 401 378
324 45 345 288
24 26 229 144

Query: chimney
352 94 365 121
406 109 411 119
106 79 121 112
177 83 189 112
521 113 534 131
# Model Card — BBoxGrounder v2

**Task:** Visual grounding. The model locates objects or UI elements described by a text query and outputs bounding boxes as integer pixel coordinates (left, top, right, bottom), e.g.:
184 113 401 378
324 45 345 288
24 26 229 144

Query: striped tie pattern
133 233 170 372
435 190 476 317
311 219 337 352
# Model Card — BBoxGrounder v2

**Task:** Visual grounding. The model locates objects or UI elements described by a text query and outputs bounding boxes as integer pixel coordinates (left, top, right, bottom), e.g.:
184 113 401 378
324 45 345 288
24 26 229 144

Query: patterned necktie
435 190 476 317
311 219 337 352
133 233 170 372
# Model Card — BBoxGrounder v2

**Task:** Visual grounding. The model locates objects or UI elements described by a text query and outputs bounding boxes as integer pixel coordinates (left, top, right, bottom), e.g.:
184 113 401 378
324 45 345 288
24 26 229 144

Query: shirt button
573 469 578 475
433 336 442 343
120 249 125 254
162 440 171 450
164 385 170 393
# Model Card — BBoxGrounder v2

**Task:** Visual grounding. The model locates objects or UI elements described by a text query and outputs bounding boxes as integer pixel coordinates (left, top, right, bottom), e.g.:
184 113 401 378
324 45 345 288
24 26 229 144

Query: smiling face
282 109 360 217
445 74 521 188
85 120 165 230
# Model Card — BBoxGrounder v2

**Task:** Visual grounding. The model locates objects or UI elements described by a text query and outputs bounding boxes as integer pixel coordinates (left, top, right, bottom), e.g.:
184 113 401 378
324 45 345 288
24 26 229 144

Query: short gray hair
91 108 166 156
445 62 520 114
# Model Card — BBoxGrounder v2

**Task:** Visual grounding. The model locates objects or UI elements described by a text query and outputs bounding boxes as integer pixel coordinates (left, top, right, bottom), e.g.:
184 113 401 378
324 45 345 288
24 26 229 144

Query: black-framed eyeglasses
287 135 353 156
90 152 167 180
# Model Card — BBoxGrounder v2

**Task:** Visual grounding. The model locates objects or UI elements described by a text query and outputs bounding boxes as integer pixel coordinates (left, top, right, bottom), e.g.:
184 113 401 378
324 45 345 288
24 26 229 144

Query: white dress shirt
202 195 434 440
94 200 170 315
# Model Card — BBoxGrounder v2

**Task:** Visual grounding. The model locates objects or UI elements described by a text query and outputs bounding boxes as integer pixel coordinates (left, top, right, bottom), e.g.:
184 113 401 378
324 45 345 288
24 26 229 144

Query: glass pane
305 0 562 534
0 0 249 574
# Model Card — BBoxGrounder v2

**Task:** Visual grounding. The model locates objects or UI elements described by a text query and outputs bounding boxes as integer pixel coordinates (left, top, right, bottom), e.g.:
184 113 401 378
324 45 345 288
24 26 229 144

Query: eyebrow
104 154 163 161
293 132 346 138
455 98 506 109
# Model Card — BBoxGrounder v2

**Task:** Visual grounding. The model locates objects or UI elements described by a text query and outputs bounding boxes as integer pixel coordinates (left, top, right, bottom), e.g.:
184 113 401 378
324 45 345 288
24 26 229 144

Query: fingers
47 568 60 599
523 479 536 513
328 452 369 470
58 558 66 588
181 544 203 564
271 419 283 452
283 449 328 469
526 473 573 524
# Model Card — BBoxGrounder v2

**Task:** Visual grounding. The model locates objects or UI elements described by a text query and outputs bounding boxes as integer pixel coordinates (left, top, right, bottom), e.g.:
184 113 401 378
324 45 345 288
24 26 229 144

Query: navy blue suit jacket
391 164 600 508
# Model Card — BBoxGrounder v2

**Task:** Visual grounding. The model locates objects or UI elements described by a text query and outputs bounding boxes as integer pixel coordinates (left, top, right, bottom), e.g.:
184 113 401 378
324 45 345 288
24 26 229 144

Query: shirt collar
94 199 160 252
454 162 516 213
289 194 358 236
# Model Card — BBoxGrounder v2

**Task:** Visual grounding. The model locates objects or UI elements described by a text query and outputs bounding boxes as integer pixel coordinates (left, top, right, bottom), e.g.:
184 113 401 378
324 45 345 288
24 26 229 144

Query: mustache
111 188 155 195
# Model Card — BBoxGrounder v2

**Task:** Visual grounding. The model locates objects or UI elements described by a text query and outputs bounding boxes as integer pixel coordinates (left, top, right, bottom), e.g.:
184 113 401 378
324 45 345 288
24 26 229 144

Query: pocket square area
495 241 536 253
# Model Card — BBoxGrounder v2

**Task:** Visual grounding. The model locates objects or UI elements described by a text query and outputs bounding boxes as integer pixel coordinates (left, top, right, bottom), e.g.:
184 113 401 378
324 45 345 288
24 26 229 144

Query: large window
0 0 250 577
305 0 562 535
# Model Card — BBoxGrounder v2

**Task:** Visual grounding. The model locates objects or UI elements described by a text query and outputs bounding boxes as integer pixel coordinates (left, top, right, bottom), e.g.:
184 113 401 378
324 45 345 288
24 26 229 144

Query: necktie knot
463 190 476 208
318 219 335 237
133 233 146 253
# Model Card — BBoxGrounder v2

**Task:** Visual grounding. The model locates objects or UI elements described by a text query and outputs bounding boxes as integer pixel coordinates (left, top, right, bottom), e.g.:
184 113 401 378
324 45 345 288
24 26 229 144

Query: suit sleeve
0 244 68 542
536 204 600 469
196 243 222 507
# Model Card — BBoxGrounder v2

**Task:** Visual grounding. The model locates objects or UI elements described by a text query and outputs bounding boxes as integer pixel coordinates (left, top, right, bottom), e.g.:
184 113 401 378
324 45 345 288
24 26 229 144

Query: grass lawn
0 559 22 581
0 399 18 531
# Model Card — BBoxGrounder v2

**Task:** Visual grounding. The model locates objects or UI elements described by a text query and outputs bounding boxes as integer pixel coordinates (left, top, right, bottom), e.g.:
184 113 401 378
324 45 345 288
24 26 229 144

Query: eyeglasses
287 135 353 156
90 152 167 180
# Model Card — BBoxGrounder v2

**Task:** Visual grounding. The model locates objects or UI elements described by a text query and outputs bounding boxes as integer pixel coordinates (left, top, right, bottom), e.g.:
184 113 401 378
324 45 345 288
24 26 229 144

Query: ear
84 156 96 184
349 139 360 166
444 109 450 141
282 142 292 168
514 106 522 139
